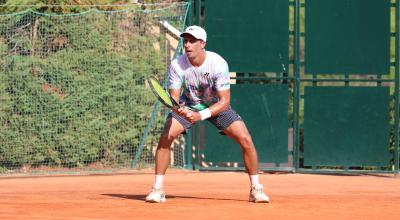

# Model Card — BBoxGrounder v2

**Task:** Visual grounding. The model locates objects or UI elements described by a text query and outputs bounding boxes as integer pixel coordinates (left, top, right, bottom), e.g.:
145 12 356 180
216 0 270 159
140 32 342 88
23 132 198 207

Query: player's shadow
102 193 246 202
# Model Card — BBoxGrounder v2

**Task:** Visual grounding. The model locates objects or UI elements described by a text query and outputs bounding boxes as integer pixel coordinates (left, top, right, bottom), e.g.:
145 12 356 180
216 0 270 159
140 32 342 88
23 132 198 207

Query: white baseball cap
180 25 207 42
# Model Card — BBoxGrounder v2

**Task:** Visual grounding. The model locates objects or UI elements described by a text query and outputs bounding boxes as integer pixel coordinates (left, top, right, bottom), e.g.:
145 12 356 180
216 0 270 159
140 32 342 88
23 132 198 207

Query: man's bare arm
183 89 230 123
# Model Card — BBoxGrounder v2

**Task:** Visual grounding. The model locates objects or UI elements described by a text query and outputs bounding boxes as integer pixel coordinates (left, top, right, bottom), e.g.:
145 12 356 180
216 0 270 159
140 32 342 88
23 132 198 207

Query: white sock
154 174 164 189
249 174 260 187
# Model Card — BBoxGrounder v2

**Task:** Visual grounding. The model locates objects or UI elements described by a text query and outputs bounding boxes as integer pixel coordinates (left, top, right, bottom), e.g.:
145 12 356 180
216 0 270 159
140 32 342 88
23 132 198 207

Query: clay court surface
0 170 399 220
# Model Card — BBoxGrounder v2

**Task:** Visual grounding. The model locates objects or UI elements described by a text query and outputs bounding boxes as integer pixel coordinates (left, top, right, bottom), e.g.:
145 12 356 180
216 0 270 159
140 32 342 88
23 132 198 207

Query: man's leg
155 117 185 175
146 117 185 203
223 120 258 175
223 120 269 203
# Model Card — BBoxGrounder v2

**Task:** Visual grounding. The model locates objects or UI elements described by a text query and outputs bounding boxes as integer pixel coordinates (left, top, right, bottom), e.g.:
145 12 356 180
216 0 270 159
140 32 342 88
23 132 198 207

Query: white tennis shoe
249 184 270 203
145 185 166 203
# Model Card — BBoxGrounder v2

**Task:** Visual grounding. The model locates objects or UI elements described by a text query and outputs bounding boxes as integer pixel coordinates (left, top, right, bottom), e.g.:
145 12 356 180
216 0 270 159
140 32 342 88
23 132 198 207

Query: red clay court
0 170 399 220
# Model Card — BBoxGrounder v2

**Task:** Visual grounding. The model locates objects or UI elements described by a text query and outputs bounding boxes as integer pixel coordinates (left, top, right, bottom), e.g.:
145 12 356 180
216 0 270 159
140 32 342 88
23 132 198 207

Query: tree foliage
0 5 172 171
0 0 136 13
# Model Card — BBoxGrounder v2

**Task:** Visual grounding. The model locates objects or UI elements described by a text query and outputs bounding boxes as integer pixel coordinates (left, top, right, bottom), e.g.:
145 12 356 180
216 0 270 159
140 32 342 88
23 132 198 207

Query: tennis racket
147 76 180 110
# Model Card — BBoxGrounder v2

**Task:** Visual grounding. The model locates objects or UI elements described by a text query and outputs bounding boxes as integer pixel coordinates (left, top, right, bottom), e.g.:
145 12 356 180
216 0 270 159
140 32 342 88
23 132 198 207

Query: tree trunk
31 16 40 56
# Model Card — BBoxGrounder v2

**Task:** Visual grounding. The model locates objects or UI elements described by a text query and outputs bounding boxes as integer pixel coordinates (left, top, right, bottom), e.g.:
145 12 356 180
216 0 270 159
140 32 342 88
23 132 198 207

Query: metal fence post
394 0 400 175
293 0 301 171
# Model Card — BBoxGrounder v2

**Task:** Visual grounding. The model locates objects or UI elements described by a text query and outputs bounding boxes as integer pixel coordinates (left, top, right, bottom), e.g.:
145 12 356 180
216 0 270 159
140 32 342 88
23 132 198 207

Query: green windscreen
305 0 390 74
204 0 289 73
201 84 289 166
303 87 391 167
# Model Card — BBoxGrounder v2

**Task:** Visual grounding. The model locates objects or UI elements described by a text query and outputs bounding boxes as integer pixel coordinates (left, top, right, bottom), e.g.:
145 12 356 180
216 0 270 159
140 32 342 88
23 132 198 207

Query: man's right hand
176 107 201 123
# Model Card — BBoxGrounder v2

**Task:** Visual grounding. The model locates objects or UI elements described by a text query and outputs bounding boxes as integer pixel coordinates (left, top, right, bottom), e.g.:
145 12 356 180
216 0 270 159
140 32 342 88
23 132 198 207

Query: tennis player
146 25 269 203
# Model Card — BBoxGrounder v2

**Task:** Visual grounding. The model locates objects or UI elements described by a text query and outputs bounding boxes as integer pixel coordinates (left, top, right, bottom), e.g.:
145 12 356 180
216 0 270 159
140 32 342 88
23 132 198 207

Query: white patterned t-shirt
168 51 230 111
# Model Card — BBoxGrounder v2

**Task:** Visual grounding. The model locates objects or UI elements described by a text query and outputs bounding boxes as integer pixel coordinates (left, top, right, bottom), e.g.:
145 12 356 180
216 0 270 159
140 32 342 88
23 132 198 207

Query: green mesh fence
0 3 189 174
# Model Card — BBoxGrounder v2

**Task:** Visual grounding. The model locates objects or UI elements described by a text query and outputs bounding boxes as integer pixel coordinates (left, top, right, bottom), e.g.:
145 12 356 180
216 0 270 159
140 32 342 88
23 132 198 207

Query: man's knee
159 132 179 146
237 133 254 149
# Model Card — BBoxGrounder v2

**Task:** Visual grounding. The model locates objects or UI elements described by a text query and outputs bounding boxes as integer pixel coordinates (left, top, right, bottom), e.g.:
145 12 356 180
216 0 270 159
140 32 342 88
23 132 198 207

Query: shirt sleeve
214 60 230 91
168 63 182 90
